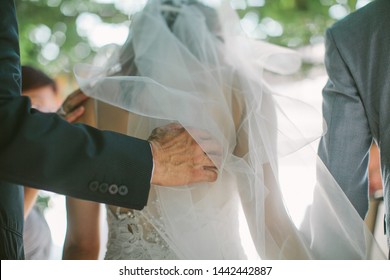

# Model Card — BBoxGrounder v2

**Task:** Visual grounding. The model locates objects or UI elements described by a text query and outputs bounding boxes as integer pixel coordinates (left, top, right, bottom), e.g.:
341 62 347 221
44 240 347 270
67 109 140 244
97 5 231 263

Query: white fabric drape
75 0 385 259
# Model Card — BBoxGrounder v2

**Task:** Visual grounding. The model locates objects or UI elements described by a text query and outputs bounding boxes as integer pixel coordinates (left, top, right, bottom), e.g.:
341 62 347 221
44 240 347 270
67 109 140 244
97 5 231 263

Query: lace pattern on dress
104 207 178 260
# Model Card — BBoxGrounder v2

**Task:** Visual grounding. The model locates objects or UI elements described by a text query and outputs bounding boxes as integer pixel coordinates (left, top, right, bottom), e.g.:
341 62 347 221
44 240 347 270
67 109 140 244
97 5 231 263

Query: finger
72 90 89 103
165 122 183 131
64 90 89 112
65 106 85 123
68 88 85 99
203 166 218 172
195 154 216 168
191 168 218 183
186 127 211 140
153 123 183 137
197 140 223 157
184 128 222 154
207 154 223 169
148 123 184 142
191 142 221 163
155 128 189 148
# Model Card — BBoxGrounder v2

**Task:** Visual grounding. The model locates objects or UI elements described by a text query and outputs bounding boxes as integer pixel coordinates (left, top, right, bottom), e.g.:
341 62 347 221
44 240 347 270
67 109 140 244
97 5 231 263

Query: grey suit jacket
318 0 390 247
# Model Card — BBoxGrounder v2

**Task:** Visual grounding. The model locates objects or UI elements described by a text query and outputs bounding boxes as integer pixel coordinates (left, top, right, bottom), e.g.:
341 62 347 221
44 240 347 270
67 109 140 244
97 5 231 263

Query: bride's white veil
74 0 385 259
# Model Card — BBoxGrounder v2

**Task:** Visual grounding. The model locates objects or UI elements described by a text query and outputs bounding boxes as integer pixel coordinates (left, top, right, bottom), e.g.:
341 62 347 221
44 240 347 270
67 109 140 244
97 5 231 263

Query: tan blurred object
368 143 383 195
365 143 384 234
76 97 97 127
57 89 89 123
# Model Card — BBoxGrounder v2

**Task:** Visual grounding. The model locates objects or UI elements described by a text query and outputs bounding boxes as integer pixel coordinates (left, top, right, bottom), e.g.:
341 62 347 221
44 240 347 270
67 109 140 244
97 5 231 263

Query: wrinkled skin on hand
148 123 218 186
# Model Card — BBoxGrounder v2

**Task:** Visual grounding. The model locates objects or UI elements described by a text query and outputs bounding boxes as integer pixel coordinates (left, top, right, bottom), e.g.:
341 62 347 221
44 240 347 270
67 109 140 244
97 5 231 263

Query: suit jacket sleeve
318 28 372 219
0 0 152 210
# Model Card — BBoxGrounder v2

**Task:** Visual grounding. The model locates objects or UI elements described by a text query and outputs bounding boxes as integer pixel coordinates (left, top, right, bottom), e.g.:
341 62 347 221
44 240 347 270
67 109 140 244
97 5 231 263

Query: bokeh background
16 0 372 78
15 0 386 259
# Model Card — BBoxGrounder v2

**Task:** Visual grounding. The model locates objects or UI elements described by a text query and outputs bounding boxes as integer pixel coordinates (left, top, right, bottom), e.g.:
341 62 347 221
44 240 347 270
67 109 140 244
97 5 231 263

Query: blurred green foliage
15 0 368 77
35 192 51 213
236 0 359 47
16 0 130 75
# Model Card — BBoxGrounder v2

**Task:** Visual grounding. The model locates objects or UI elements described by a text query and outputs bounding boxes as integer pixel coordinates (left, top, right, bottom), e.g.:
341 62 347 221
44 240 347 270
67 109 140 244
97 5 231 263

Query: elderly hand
57 89 89 123
148 123 218 186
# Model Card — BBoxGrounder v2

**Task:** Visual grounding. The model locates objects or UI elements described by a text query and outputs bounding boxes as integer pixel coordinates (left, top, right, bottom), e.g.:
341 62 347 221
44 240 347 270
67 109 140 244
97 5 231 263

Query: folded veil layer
75 0 385 259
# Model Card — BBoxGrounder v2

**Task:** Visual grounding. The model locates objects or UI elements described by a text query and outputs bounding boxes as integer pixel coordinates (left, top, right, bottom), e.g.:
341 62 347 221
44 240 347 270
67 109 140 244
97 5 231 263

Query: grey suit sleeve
0 0 152 210
318 28 372 219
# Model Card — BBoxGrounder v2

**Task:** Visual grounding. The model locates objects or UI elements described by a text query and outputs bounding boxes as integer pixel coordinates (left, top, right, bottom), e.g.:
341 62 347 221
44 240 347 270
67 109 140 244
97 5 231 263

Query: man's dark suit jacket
0 0 153 259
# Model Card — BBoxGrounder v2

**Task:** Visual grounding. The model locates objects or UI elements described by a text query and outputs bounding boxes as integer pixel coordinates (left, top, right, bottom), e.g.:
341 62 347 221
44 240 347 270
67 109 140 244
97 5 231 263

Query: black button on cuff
118 185 129 196
99 183 109 193
89 181 99 192
108 184 118 195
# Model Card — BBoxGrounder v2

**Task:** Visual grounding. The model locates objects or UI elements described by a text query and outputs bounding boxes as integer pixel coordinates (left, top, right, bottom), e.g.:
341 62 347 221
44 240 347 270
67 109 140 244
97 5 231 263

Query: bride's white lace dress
75 0 386 259
105 207 178 259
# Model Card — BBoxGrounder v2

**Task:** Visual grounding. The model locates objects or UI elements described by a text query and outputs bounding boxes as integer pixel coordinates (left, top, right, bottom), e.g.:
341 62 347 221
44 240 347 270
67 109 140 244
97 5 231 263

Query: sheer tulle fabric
75 1 385 259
